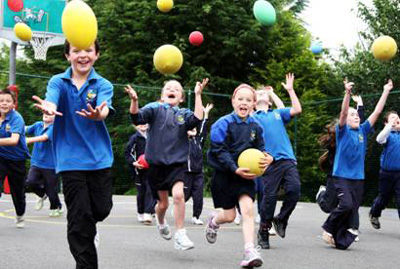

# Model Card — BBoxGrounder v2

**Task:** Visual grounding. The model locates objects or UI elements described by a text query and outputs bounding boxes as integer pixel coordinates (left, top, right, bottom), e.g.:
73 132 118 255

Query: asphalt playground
0 193 399 269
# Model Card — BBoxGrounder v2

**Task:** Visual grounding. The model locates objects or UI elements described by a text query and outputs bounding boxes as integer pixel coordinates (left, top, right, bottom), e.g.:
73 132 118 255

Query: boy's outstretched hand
194 78 209 95
343 78 354 94
76 101 107 120
125 84 138 100
32 95 63 116
281 73 295 92
384 79 393 92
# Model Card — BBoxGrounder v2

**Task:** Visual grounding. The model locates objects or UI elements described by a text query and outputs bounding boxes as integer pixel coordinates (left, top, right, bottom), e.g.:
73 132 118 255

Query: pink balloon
8 0 24 12
189 31 204 46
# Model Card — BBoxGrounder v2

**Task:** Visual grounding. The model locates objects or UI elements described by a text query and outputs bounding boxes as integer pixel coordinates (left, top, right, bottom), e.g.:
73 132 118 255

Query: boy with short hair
0 88 30 228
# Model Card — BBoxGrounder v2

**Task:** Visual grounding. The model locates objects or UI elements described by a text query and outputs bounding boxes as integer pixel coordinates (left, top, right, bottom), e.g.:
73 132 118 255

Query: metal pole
188 89 192 110
9 41 17 85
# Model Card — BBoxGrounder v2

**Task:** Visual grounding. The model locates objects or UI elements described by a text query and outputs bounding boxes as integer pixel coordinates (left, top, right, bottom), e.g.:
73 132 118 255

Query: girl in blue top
0 88 30 228
322 79 393 250
369 111 400 229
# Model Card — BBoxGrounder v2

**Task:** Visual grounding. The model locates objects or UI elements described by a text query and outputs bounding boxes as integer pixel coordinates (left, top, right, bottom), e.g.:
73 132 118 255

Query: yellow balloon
157 0 174 13
14 23 32 42
371 36 398 61
153 44 183 75
62 0 98 50
237 148 265 177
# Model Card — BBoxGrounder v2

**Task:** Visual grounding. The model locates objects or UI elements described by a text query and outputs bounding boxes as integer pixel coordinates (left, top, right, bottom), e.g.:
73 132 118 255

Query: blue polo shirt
45 67 114 173
130 102 200 165
26 121 55 169
333 121 372 180
0 109 30 161
380 131 400 171
253 108 296 161
208 112 265 173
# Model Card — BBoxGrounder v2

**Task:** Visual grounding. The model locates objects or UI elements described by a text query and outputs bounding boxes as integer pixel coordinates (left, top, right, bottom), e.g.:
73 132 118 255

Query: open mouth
167 93 176 99
239 107 248 113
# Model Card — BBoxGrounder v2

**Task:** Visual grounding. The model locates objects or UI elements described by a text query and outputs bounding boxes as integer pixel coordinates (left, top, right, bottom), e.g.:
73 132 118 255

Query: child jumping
206 83 273 268
126 78 207 250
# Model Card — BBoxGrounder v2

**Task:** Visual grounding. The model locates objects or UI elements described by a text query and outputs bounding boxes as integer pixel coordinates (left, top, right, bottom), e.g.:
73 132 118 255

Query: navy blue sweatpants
260 159 301 228
370 170 400 219
184 172 204 218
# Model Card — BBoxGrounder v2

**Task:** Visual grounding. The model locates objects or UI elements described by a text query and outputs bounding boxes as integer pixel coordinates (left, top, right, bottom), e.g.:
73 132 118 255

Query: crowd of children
1 39 399 268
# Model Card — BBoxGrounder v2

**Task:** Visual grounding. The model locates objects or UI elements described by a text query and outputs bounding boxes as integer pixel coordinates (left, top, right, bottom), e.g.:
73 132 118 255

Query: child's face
347 107 360 128
0 94 15 114
387 113 400 131
43 114 55 124
65 44 99 76
256 89 270 105
136 124 148 132
161 81 184 106
232 88 255 118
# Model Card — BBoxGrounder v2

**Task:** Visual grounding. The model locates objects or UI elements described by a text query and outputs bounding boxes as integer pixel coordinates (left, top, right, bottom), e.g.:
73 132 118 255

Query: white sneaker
137 214 144 223
143 213 152 225
316 185 326 201
269 225 277 236
174 229 194 250
49 208 63 217
35 194 47 211
15 215 25 228
94 231 100 248
234 213 241 225
191 217 204 225
348 228 360 242
240 246 263 268
156 218 172 240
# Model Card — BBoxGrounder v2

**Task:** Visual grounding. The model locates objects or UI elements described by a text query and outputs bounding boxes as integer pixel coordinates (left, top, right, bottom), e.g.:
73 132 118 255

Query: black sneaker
369 214 381 230
257 228 270 249
272 217 287 238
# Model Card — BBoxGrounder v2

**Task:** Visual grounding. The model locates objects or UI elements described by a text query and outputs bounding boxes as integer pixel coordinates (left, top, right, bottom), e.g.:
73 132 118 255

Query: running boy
254 73 302 249
33 40 114 268
369 111 400 229
125 124 155 224
126 78 208 250
0 88 30 228
322 79 392 249
25 113 63 217
206 84 273 268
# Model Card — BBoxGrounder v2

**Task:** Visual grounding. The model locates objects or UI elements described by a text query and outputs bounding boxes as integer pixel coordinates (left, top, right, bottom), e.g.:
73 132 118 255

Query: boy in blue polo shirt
33 40 114 269
0 88 30 228
254 73 302 249
369 111 400 229
25 113 63 217
126 78 207 251
322 79 392 250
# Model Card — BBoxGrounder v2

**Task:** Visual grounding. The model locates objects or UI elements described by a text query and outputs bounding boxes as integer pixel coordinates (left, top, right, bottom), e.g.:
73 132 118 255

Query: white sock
244 243 254 250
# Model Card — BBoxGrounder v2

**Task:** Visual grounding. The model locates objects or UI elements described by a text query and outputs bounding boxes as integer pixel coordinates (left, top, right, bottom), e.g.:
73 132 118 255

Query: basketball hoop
30 33 56 60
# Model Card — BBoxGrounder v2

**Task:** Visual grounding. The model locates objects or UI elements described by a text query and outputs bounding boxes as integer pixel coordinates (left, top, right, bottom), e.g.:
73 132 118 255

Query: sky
299 0 373 52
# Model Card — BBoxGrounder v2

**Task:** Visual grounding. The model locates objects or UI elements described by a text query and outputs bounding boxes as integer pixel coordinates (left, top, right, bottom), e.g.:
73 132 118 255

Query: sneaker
348 228 360 242
94 231 100 248
316 185 326 201
322 230 335 246
240 246 263 268
15 215 25 228
370 215 381 229
192 217 204 225
137 214 144 223
269 225 277 236
234 212 242 225
49 208 63 217
156 219 172 240
174 229 194 250
205 214 219 244
35 194 47 211
257 228 270 249
143 213 152 225
272 217 287 238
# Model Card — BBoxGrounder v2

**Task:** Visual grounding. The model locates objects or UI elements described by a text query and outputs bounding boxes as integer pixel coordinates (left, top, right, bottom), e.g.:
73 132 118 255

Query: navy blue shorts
147 163 186 197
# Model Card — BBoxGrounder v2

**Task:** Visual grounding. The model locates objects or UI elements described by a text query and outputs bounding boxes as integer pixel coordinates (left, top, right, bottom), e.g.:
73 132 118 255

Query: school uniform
208 113 265 210
370 131 400 219
184 119 207 218
124 131 155 215
0 109 30 217
130 102 201 197
46 67 114 269
25 122 62 210
253 108 301 228
322 121 372 250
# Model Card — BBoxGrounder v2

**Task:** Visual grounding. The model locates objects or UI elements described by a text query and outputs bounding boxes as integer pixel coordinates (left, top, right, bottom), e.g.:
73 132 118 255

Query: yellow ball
371 36 398 61
237 148 265 177
62 0 98 50
157 0 174 13
153 44 183 75
14 23 32 42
